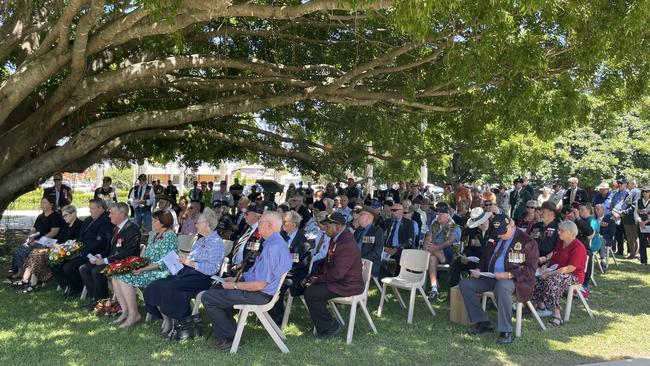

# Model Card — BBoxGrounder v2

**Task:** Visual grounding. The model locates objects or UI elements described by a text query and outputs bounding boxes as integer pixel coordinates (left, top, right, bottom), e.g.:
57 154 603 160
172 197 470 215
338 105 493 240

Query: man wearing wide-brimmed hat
447 207 492 289
592 182 612 210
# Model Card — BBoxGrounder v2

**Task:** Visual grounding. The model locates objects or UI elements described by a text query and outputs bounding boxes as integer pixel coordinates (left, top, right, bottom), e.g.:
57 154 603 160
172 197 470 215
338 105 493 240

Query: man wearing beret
353 206 384 278
459 214 538 344
509 178 532 222
303 212 363 339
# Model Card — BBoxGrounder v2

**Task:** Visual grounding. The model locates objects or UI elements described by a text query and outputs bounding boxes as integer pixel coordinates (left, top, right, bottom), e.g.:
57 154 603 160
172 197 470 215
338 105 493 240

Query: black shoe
467 321 494 335
497 332 513 344
209 338 237 351
83 300 98 311
317 324 342 340
170 316 199 341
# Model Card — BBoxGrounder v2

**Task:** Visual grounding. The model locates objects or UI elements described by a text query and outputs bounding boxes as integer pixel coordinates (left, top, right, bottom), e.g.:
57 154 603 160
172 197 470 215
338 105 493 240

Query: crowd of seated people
6 173 650 349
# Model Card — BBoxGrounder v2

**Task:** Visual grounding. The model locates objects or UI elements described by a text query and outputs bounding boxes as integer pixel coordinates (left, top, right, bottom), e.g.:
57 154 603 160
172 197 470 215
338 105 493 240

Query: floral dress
114 231 178 288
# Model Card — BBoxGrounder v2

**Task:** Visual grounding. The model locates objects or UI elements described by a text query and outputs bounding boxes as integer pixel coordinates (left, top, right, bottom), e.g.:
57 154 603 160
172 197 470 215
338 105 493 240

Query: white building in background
134 161 301 194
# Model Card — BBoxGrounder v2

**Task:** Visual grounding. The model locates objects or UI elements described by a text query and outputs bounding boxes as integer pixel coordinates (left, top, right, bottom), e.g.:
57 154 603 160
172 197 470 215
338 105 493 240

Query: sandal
22 283 42 294
548 316 563 327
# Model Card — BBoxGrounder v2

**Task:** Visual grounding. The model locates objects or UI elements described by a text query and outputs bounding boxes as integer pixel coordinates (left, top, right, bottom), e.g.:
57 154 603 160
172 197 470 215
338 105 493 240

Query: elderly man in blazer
562 177 589 207
79 202 141 308
459 214 538 345
353 206 384 278
303 212 363 339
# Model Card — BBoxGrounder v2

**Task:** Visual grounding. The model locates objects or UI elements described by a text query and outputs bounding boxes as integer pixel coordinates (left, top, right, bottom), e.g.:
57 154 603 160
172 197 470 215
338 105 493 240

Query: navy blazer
357 224 384 277
106 220 141 263
79 212 114 257
286 230 312 296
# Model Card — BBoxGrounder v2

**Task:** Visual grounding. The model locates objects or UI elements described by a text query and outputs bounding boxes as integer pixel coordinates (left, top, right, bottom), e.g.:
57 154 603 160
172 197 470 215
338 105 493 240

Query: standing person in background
153 179 165 197
622 179 641 259
202 181 214 210
496 185 510 216
454 180 472 211
610 178 629 256
128 174 155 233
562 177 588 207
229 178 244 204
94 176 118 205
537 187 551 206
510 178 532 222
188 181 203 205
548 182 565 210
592 183 612 213
635 186 650 265
522 177 535 198
164 180 179 203
43 172 73 209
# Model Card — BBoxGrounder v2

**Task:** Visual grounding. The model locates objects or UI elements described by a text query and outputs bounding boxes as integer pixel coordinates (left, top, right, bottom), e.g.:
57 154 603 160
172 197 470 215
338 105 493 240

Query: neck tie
112 226 119 242
232 228 253 259
387 221 397 246
316 233 326 253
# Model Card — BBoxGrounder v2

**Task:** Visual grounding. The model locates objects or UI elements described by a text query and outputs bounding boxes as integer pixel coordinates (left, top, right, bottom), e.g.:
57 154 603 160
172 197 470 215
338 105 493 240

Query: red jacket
314 229 363 297
480 228 539 302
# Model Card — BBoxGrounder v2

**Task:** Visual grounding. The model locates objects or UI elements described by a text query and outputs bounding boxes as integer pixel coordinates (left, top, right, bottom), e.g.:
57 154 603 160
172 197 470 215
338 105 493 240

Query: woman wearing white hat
447 207 492 289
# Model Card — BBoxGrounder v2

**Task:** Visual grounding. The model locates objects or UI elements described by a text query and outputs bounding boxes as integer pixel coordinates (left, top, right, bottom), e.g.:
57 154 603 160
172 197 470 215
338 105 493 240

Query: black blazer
233 211 247 236
563 187 589 206
286 230 312 296
385 217 415 250
464 227 491 258
106 220 141 263
358 224 384 277
79 212 114 257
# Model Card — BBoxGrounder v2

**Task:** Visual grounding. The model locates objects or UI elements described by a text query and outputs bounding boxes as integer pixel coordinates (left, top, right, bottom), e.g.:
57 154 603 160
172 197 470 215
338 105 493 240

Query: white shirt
234 222 258 264
312 230 331 262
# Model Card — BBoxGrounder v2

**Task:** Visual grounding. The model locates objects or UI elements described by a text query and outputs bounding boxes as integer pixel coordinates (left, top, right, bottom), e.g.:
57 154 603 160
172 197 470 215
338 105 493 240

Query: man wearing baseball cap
459 214 538 345
303 212 363 339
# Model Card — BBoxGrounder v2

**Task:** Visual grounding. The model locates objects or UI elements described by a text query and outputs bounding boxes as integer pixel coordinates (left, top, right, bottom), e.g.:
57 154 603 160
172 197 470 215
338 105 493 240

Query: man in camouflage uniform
423 205 461 301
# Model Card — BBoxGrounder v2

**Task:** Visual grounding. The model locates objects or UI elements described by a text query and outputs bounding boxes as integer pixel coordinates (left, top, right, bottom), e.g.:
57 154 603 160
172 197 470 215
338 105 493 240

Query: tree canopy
1 0 650 214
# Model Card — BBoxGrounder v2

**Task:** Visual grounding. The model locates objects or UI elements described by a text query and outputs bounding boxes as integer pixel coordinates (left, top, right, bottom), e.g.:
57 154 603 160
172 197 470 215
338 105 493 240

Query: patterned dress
114 231 178 288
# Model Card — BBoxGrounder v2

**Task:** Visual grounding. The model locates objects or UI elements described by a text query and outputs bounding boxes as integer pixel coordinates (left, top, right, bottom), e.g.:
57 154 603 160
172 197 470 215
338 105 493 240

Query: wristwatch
508 272 513 279
234 282 239 290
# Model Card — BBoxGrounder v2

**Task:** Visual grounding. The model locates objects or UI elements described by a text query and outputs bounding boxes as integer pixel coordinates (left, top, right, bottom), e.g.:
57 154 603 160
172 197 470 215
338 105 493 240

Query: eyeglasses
53 178 62 181
484 203 493 206
526 206 536 209
390 208 401 212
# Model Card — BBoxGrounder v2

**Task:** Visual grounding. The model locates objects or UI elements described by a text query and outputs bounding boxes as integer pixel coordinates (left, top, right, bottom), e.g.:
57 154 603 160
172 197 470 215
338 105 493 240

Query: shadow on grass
0 255 648 366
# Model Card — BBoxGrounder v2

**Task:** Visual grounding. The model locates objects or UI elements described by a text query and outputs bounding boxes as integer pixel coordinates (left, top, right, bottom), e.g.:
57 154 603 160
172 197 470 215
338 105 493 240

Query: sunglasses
526 206 536 209
390 208 401 212
484 203 493 206
54 178 62 181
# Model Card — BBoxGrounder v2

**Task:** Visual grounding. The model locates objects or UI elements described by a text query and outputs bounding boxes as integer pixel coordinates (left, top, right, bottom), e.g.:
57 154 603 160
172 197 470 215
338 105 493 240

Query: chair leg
346 302 358 345
331 303 346 326
360 302 378 334
377 284 387 317
417 286 436 317
407 288 416 325
590 258 598 287
526 301 546 331
515 302 523 337
80 286 87 300
481 293 488 311
192 291 204 316
300 295 308 308
577 289 594 318
372 277 383 295
256 310 289 353
145 313 152 322
281 294 293 329
230 308 249 354
608 247 618 266
262 311 287 340
392 287 406 309
564 287 574 322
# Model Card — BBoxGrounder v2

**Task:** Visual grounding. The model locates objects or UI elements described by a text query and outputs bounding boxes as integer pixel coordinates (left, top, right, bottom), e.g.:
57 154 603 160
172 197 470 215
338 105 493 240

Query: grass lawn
1 249 650 366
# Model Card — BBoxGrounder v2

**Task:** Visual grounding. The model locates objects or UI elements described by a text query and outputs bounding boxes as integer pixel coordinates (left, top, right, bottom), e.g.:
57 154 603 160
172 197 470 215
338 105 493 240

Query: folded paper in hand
460 255 480 263
37 237 58 247
470 269 496 278
535 264 559 277
162 251 184 275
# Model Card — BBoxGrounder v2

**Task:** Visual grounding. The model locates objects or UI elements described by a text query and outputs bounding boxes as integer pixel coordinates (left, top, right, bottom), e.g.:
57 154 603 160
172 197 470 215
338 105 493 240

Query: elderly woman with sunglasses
517 200 539 234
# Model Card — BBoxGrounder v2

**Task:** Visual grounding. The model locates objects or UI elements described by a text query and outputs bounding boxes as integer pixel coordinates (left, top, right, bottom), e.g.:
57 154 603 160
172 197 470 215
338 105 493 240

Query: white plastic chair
377 249 436 324
328 259 378 344
564 284 594 322
231 272 290 353
280 256 314 329
178 235 196 254
480 292 546 337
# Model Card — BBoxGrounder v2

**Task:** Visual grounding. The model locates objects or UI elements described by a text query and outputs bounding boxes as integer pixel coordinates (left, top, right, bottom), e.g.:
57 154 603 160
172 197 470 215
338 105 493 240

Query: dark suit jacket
314 229 363 297
286 230 312 296
464 227 491 258
599 215 616 246
233 211 247 236
479 228 538 302
385 217 415 250
563 187 589 206
106 220 141 263
509 189 532 222
43 185 73 209
78 212 114 257
357 224 384 277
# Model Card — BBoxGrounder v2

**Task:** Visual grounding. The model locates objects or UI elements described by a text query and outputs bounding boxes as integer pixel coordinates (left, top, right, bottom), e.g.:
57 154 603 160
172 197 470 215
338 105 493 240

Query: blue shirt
189 230 224 276
610 189 628 212
491 234 515 274
390 218 402 248
243 232 292 295
312 231 331 262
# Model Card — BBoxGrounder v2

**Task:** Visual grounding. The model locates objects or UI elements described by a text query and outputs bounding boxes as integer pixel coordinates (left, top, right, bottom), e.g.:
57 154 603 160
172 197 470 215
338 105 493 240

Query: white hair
558 220 579 237
200 208 220 230
261 211 283 231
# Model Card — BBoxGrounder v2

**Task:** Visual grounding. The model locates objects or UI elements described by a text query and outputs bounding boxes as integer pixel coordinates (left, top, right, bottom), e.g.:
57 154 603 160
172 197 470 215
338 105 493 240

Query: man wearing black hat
128 174 156 232
164 179 179 203
509 178 532 222
303 212 363 339
230 204 265 275
353 206 384 278
532 201 561 258
459 214 538 345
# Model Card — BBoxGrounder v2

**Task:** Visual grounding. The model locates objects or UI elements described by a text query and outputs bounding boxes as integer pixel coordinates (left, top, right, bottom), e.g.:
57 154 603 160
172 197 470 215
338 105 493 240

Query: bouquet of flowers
92 298 122 317
48 240 84 266
100 256 149 276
